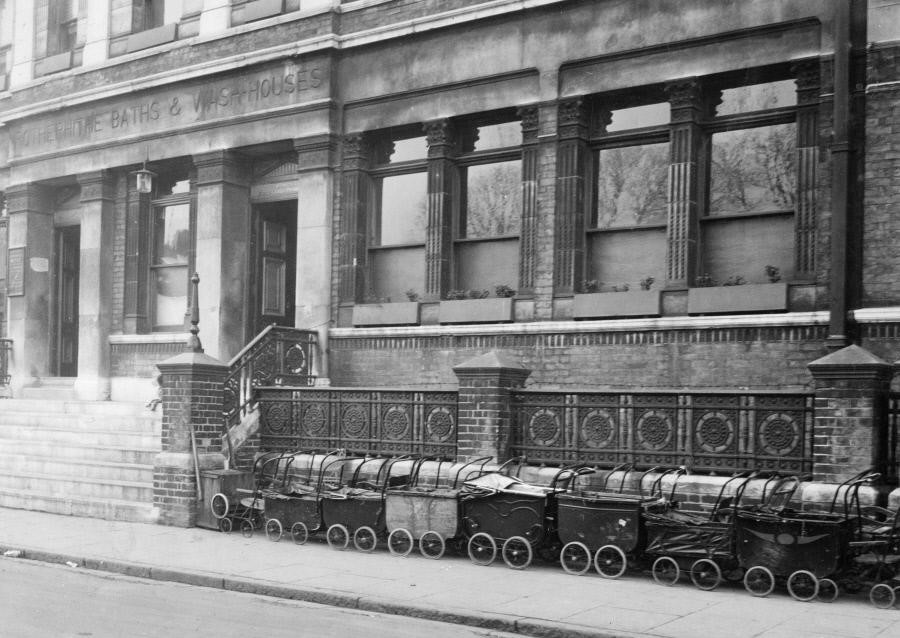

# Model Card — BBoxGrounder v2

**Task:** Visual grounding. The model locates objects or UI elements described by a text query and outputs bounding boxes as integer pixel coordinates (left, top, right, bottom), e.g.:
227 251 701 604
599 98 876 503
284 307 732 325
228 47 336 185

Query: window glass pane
389 137 428 163
379 172 427 245
718 80 796 116
153 203 190 264
154 265 187 327
595 143 669 229
465 160 522 238
607 103 670 132
472 122 520 151
709 123 796 216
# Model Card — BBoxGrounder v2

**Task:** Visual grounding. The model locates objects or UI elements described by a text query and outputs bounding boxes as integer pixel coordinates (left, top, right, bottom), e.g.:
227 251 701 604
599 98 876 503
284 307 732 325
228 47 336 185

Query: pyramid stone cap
158 350 228 374
453 351 530 376
808 345 892 380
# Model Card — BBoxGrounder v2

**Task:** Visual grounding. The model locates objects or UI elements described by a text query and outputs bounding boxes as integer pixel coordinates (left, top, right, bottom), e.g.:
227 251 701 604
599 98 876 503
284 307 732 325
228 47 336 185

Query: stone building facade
0 0 899 411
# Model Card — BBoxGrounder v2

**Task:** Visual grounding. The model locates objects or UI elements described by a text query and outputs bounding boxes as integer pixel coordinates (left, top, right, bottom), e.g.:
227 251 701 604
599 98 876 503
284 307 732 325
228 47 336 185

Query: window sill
687 283 788 315
34 51 73 77
573 290 662 319
125 23 178 54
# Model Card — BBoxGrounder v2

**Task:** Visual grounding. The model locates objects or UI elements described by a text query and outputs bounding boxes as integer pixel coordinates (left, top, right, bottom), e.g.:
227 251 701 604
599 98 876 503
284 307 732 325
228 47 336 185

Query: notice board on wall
7 247 24 296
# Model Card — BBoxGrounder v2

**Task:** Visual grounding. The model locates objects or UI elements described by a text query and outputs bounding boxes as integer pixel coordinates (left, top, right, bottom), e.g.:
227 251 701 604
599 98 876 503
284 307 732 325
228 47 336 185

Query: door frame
248 201 297 341
52 225 80 377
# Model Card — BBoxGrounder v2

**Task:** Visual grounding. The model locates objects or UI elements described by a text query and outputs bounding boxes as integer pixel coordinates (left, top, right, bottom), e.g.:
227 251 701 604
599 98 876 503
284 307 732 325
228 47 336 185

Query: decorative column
664 79 707 289
155 275 229 527
517 105 540 295
123 170 150 333
193 150 251 361
74 171 115 400
294 134 337 382
553 98 589 294
807 345 893 483
793 61 820 281
199 0 231 34
453 351 531 463
424 119 456 301
82 0 111 66
337 135 369 315
4 183 52 393
9 0 35 86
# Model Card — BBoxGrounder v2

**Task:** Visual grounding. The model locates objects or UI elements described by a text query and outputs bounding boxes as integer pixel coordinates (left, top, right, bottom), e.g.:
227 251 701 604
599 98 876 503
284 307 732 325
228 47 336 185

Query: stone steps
0 397 161 523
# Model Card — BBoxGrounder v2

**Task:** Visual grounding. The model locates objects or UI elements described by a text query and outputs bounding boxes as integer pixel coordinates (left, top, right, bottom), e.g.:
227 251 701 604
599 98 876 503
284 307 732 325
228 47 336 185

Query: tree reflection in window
595 143 668 229
464 160 522 238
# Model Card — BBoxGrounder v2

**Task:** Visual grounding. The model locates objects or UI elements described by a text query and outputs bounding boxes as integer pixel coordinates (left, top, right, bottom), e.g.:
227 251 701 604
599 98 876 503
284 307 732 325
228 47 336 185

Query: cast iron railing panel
511 390 813 473
224 326 317 433
0 339 10 387
890 393 900 482
257 387 458 459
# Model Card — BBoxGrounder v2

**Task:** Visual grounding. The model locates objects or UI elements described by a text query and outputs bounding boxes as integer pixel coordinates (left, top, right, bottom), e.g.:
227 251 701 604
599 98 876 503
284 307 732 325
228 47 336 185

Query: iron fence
257 387 458 459
511 390 814 473
889 393 900 483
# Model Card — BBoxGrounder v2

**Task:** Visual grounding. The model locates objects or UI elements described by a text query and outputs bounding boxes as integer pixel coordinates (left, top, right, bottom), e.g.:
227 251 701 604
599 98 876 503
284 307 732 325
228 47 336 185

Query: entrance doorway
54 226 80 377
250 202 297 337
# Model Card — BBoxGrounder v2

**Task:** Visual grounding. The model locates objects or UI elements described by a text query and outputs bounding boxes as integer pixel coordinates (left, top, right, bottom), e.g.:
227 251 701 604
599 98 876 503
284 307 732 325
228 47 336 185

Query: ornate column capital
666 78 717 122
517 105 540 144
424 119 456 158
341 134 370 170
792 60 821 106
557 98 589 140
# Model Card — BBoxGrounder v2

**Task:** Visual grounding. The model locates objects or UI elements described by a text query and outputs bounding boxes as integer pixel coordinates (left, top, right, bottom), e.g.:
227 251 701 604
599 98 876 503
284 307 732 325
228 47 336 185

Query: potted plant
687 267 788 315
351 290 421 327
438 285 516 324
573 276 661 319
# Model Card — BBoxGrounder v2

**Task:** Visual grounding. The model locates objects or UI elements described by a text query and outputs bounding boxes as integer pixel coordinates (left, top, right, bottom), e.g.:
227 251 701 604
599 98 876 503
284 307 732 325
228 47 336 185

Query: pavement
1 507 899 638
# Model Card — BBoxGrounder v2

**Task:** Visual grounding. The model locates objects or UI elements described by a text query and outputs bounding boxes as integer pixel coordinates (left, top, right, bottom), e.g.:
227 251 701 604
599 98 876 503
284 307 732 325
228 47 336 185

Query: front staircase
0 389 161 523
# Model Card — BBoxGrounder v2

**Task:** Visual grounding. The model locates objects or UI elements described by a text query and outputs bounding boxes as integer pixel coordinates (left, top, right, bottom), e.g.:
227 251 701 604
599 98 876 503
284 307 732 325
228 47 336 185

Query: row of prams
209 451 900 608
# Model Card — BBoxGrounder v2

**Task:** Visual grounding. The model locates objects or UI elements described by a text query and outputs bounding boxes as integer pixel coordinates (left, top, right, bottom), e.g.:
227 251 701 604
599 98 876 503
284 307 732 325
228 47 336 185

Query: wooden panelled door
252 202 297 336
54 226 80 377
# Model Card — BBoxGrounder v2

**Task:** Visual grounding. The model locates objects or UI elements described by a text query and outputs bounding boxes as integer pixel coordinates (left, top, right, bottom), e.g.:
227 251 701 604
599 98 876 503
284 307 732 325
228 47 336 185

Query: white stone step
7 440 158 465
0 413 161 434
0 398 160 418
0 453 153 483
0 425 160 449
0 488 158 523
0 472 154 501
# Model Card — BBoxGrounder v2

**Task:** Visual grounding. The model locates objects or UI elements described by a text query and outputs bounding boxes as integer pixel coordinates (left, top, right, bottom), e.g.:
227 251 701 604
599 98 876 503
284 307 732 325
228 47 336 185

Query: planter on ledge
687 283 788 315
439 298 514 324
352 302 420 327
573 290 661 319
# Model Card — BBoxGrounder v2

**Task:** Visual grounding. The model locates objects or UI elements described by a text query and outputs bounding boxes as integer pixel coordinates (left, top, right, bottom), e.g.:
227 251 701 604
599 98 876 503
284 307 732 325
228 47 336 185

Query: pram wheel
291 522 309 545
595 545 627 579
690 559 721 591
353 526 378 552
559 542 591 576
387 529 414 557
218 517 232 533
744 566 775 597
467 532 497 566
210 493 230 519
787 570 819 602
419 531 446 560
327 524 350 550
816 578 839 603
869 583 896 609
501 536 533 570
240 519 255 538
651 556 680 587
265 518 283 542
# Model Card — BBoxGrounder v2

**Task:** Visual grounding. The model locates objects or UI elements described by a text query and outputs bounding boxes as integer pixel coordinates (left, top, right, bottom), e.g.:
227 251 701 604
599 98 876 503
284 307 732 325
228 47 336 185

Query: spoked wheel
501 536 533 570
326 523 350 550
787 570 819 602
817 578 839 603
353 526 378 552
419 531 446 560
869 583 896 609
218 517 233 533
744 565 775 597
210 493 230 520
559 542 591 576
265 518 283 542
595 545 628 579
651 556 680 587
690 558 722 591
240 519 255 538
387 529 414 557
291 522 309 545
467 532 497 566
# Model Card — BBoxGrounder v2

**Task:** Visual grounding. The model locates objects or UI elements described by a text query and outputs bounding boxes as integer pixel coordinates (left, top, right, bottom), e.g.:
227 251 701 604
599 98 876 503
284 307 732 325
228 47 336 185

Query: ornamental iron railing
889 393 900 483
223 326 317 435
257 387 458 459
510 390 814 474
0 339 10 388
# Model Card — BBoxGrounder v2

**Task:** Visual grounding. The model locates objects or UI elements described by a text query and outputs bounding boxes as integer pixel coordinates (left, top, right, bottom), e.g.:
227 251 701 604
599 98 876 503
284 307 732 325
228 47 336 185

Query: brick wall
111 341 185 377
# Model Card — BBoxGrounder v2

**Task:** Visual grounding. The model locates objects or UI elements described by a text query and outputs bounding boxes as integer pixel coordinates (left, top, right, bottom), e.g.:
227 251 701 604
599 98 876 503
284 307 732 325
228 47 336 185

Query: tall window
134 0 182 32
702 78 797 285
588 98 669 292
455 119 522 293
149 175 192 330
46 0 78 56
0 0 10 89
367 133 428 302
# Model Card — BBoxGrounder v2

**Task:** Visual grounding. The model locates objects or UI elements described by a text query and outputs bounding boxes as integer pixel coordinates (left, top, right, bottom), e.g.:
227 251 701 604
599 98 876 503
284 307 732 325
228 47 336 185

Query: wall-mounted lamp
133 160 156 194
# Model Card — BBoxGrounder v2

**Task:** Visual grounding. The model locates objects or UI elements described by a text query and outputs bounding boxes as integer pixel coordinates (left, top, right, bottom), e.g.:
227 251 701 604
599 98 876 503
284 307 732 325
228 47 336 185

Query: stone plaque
7 247 24 296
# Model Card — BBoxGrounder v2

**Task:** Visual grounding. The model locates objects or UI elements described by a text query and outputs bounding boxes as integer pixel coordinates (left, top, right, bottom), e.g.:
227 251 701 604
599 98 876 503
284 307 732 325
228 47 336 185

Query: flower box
573 290 661 319
352 302 420 327
438 298 514 324
687 283 788 315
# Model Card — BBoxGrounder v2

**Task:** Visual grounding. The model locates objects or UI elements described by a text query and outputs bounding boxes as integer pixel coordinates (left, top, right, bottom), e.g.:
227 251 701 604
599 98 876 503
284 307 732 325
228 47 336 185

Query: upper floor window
134 0 182 32
46 0 78 56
